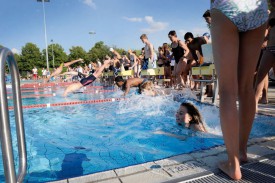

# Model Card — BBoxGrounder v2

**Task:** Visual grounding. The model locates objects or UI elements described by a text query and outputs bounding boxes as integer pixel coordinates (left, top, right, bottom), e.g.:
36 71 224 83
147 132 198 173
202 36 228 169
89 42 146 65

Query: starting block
190 44 218 105
140 67 164 76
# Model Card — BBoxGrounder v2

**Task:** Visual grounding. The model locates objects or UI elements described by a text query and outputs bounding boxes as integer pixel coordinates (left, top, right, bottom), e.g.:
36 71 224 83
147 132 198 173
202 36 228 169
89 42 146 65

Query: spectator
168 30 189 89
32 66 38 80
210 0 268 180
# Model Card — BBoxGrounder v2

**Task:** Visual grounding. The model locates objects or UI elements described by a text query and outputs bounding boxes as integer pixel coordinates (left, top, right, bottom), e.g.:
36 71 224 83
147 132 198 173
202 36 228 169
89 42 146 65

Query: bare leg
258 75 269 104
211 9 241 180
63 59 111 96
63 82 83 97
175 59 187 88
238 25 266 164
255 51 275 109
45 59 83 82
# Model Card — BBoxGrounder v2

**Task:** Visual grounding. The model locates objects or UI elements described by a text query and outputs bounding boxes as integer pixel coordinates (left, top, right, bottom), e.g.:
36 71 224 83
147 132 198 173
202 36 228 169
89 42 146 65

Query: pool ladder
0 48 27 183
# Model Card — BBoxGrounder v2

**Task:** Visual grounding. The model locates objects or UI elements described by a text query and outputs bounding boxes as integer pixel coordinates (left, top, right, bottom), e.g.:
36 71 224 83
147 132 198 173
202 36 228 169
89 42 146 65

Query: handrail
0 48 27 183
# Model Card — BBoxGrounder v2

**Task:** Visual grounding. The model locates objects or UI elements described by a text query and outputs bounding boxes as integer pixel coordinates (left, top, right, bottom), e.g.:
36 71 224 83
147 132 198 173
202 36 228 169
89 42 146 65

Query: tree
68 46 88 65
43 43 68 69
20 43 42 72
87 41 110 63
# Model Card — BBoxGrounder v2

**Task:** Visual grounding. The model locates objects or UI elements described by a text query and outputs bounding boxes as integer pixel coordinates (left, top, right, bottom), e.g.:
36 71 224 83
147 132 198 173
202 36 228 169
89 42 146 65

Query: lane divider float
8 98 125 110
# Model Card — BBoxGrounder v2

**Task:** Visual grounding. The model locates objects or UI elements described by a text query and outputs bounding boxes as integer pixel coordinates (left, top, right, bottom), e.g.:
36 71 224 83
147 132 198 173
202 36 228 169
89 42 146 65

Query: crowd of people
24 0 274 181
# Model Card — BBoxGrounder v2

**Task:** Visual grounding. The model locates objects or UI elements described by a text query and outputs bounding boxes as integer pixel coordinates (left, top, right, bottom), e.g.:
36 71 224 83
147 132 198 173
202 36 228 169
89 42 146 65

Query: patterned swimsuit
211 0 269 32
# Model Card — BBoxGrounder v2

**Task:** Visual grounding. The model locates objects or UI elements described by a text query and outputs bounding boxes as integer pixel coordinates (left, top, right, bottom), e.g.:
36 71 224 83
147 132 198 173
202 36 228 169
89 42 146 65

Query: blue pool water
1 86 275 182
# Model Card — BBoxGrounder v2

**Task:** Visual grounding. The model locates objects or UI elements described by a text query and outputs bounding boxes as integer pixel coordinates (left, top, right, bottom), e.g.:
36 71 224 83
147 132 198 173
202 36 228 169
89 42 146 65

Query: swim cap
203 33 210 39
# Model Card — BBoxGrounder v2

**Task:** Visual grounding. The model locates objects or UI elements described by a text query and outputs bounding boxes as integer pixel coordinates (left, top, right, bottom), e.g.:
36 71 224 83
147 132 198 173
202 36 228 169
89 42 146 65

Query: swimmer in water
176 102 207 132
115 76 156 96
154 102 207 139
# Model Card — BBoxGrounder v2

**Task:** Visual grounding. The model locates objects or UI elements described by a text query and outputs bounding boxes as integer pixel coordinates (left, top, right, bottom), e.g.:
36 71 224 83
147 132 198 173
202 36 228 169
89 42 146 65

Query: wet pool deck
49 84 275 183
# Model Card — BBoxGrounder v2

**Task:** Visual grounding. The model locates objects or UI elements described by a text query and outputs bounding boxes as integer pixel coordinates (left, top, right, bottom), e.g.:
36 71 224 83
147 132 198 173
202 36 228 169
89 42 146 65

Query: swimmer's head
115 76 125 87
175 102 203 127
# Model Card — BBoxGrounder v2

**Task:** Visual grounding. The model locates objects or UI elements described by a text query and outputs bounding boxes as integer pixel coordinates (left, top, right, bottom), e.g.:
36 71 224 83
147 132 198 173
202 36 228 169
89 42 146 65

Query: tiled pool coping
48 136 275 183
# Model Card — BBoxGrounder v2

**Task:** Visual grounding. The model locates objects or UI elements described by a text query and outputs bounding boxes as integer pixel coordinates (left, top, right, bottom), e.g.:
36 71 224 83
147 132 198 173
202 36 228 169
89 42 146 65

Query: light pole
37 0 50 71
51 39 55 68
89 31 96 48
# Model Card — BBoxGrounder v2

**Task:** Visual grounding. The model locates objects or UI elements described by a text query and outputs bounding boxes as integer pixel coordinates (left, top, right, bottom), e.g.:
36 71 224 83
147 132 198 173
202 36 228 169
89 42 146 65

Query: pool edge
48 136 275 183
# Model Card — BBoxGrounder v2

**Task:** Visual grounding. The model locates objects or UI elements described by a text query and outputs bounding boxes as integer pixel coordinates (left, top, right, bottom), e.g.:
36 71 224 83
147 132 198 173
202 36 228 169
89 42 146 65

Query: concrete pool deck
49 84 275 183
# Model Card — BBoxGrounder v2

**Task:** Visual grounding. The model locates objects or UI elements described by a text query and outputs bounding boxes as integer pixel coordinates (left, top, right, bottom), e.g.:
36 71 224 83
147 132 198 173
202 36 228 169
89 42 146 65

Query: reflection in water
26 152 90 182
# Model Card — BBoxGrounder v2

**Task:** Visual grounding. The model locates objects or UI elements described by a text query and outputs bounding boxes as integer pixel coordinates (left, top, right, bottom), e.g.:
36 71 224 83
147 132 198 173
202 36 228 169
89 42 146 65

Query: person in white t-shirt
32 67 38 80
42 68 47 79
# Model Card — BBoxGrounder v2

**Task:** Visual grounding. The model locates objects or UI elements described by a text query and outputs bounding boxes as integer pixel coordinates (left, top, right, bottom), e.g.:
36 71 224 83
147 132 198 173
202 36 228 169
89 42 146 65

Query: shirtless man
63 56 112 96
115 76 155 96
140 34 155 70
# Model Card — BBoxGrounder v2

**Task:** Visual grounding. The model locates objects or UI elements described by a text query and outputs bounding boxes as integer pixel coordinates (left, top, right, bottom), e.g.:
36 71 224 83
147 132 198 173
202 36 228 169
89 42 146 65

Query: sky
0 0 210 54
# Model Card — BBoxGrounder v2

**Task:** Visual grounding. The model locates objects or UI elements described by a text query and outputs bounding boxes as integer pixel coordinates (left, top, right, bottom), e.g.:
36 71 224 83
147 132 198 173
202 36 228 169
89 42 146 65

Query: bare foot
218 161 242 180
239 150 248 164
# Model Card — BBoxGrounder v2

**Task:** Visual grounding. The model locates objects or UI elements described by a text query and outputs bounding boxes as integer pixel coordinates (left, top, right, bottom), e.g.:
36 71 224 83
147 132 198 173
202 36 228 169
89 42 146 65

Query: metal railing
0 48 27 183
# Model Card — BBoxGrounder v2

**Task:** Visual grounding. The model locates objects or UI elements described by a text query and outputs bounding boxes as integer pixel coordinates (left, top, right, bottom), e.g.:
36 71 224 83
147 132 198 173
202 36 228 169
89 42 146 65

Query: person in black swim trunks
115 76 155 96
63 56 112 96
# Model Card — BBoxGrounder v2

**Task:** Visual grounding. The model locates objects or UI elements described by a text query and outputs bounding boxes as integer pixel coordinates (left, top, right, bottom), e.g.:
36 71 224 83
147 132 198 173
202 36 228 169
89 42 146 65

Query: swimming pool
1 86 275 182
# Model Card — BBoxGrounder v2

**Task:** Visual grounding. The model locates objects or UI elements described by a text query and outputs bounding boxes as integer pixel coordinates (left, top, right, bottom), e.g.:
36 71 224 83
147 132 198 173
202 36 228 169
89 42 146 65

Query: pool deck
49 84 275 183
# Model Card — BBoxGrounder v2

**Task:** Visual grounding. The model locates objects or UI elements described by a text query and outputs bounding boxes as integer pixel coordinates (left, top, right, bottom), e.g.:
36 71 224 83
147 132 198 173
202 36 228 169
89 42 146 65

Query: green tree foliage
0 45 4 49
87 41 110 63
20 43 42 72
43 43 68 68
68 46 88 66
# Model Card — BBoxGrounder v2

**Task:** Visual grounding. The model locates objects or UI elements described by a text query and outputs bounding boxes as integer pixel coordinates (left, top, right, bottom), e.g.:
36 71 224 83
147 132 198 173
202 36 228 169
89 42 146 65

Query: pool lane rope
8 86 110 94
8 98 125 110
7 90 116 99
20 82 104 89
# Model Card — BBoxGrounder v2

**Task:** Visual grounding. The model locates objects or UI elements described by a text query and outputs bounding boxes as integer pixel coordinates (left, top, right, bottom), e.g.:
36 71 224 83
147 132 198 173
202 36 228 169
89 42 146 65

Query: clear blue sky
0 0 210 54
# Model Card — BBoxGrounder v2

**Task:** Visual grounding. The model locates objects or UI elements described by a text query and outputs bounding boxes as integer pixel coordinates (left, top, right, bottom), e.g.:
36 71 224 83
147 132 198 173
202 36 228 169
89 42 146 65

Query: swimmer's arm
113 50 122 60
123 82 131 96
93 59 111 78
179 40 189 58
153 130 187 140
